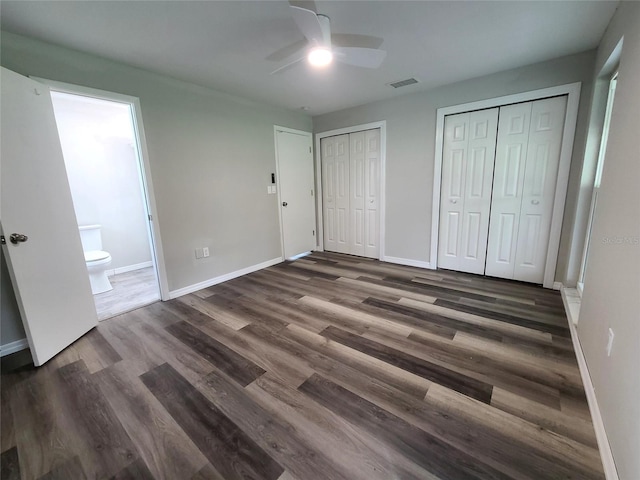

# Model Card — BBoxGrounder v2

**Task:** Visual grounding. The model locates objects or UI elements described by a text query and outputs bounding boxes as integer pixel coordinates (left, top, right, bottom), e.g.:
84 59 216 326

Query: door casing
431 83 582 288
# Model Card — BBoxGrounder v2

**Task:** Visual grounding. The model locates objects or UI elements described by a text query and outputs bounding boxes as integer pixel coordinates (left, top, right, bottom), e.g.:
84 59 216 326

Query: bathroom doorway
46 84 164 321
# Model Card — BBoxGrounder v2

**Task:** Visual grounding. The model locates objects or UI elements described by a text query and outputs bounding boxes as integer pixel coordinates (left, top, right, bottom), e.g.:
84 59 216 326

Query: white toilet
79 225 113 294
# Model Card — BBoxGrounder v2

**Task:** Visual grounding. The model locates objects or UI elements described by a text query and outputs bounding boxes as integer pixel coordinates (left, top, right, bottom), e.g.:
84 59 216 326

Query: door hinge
0 236 5 245
309 147 312 153
313 230 315 236
148 214 153 221
311 189 314 196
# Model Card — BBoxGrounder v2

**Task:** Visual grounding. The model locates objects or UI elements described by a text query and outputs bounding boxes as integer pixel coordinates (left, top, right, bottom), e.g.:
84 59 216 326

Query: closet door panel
350 131 366 256
321 137 337 252
459 108 499 274
438 113 469 271
485 102 532 279
322 135 350 254
438 108 498 274
364 129 380 258
513 96 567 283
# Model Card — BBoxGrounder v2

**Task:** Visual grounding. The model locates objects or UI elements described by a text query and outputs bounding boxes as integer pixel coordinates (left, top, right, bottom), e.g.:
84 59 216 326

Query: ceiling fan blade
331 33 384 50
266 38 308 62
289 5 324 45
333 47 387 69
270 55 305 75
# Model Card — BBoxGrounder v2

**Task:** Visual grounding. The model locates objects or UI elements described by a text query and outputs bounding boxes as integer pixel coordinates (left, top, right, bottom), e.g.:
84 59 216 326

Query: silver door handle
531 200 540 205
450 199 458 204
9 233 28 244
282 202 288 207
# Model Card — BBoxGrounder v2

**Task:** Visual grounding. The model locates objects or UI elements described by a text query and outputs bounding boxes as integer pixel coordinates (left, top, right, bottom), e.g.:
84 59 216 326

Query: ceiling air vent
388 78 419 89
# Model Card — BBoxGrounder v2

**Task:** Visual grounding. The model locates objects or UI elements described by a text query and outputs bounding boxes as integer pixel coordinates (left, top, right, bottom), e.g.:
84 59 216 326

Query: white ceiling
1 1 619 116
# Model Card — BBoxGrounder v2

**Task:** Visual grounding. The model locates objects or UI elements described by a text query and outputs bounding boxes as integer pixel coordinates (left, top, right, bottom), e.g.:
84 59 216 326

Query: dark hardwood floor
0 252 605 479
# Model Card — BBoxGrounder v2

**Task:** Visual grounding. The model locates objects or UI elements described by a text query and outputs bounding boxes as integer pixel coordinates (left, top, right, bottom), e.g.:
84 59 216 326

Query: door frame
430 82 581 288
273 125 314 260
315 121 387 259
33 77 171 300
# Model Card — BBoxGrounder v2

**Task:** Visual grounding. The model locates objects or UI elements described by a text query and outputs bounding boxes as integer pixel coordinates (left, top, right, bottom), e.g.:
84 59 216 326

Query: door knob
282 202 288 207
450 199 458 204
9 233 28 244
531 200 540 205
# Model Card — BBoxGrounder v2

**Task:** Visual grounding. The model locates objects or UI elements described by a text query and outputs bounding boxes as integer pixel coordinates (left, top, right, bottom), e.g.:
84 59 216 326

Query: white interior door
363 129 381 259
512 96 567 283
485 96 567 283
276 129 316 259
349 129 381 258
485 102 533 279
322 130 380 259
322 134 350 254
1 67 98 366
438 108 498 274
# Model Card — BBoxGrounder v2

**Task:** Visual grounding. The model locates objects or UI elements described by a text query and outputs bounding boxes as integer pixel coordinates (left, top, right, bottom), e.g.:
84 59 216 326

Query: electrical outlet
194 248 203 259
606 328 615 356
203 247 210 258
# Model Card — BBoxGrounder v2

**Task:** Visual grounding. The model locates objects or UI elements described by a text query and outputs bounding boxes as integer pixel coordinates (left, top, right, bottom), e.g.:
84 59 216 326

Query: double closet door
438 96 567 284
321 129 380 258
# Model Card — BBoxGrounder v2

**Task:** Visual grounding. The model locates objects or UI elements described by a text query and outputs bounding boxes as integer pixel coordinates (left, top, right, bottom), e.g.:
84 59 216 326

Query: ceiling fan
269 0 386 75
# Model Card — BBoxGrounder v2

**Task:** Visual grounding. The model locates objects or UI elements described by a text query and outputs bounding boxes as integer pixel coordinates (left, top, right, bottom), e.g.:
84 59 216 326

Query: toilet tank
79 225 103 252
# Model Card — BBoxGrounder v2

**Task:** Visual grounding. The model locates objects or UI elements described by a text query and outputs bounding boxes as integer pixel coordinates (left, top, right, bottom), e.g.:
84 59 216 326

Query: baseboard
382 256 431 269
0 338 29 357
168 257 283 299
561 288 620 480
553 281 563 290
106 260 153 277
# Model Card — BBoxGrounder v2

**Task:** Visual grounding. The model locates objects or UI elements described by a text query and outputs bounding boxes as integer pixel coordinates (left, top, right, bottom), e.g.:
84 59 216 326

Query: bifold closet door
438 108 499 274
322 129 380 258
350 129 380 258
322 134 350 254
485 96 567 283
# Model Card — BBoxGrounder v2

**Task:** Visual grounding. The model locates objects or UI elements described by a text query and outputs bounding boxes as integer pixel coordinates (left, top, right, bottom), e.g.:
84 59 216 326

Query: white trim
31 78 171 302
315 121 387 260
106 260 153 277
273 126 315 260
168 256 283 299
561 288 620 480
0 338 29 357
431 82 582 287
383 256 431 269
552 281 563 291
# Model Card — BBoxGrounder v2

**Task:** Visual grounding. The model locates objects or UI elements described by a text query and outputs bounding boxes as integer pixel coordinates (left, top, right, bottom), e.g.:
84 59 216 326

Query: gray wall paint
313 51 596 282
578 2 640 478
1 248 26 346
1 31 311 348
52 94 152 271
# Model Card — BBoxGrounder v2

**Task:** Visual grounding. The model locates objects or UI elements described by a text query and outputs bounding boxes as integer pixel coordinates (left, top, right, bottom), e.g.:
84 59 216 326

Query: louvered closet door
485 96 567 283
438 108 499 274
322 134 350 254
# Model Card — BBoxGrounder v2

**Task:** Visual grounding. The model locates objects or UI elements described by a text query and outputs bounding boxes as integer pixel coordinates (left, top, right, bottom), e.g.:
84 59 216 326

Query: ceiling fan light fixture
308 47 333 67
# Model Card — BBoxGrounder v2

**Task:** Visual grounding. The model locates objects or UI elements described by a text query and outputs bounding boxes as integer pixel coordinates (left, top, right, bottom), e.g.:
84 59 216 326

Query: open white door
275 128 316 259
1 67 98 366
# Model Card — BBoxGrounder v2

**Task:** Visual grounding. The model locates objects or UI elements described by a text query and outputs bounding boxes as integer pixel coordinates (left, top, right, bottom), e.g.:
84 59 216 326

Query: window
577 72 618 295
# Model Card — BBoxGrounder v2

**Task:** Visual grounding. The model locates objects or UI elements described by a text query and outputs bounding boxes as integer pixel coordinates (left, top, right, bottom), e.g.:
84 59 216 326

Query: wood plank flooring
0 252 605 479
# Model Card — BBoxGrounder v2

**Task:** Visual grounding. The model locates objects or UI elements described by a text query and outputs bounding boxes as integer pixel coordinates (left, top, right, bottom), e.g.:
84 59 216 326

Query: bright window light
308 47 333 67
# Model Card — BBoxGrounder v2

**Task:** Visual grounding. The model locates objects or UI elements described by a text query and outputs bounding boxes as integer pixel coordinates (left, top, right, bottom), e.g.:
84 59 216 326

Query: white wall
577 3 640 479
313 51 596 282
51 92 152 271
0 31 311 349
